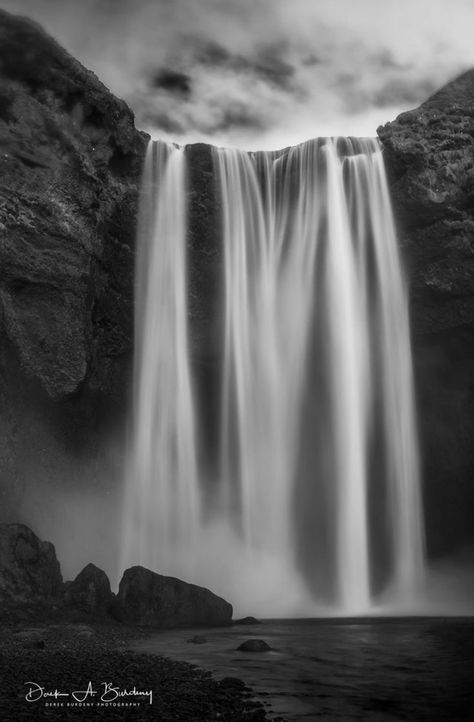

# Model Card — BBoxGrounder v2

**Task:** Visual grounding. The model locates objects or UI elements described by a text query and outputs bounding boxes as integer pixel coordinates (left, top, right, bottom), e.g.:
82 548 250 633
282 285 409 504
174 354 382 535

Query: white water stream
121 138 425 616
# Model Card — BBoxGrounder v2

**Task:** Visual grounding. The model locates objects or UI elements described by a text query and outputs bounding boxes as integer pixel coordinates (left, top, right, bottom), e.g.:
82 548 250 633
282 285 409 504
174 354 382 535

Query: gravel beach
0 623 283 721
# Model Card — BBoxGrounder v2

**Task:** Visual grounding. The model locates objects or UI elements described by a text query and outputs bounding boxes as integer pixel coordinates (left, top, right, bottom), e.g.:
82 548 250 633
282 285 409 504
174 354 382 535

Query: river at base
131 617 474 721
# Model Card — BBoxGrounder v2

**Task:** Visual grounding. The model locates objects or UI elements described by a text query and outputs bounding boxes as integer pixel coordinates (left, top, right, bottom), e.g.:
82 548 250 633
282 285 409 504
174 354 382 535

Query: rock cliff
0 10 146 520
378 71 474 557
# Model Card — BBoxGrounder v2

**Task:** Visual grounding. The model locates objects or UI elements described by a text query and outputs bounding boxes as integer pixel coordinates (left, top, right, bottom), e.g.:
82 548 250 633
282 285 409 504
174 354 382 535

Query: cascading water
121 137 425 616
121 141 200 580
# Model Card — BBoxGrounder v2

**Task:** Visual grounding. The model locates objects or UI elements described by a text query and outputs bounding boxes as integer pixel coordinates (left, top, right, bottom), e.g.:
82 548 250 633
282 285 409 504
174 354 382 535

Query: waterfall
121 141 200 580
121 137 425 615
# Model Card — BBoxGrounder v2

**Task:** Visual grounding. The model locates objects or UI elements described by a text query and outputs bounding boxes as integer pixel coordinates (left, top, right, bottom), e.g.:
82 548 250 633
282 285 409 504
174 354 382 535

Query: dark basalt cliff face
0 10 146 518
378 72 474 558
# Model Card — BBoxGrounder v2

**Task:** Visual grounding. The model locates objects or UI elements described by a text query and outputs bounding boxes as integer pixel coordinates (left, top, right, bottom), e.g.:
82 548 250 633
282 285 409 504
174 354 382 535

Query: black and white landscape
1 1 474 720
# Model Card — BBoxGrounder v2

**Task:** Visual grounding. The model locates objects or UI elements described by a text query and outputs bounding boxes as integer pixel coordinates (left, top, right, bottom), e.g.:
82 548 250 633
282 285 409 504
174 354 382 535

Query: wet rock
220 677 247 690
233 616 262 625
236 639 272 652
112 566 233 628
186 635 207 644
379 70 474 558
0 523 62 605
16 631 46 649
14 628 47 648
76 629 95 639
62 563 114 616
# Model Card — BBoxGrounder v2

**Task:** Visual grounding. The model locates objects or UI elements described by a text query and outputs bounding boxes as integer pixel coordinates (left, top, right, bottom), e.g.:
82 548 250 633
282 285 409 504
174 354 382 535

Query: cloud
150 69 192 98
189 39 295 90
1 0 474 149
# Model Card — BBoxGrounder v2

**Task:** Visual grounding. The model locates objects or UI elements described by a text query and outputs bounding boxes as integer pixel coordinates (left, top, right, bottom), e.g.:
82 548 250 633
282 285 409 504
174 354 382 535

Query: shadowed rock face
0 523 62 604
378 70 474 558
0 524 232 627
62 562 114 616
0 10 147 516
0 9 146 400
112 566 233 628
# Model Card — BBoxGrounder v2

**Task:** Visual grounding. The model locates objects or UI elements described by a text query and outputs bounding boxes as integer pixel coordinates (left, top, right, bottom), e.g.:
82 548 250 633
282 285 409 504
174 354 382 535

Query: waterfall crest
121 137 425 615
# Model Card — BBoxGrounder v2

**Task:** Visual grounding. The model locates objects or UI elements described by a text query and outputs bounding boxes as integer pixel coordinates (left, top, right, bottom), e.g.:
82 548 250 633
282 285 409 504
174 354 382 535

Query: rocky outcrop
1 524 234 627
378 70 474 557
112 566 233 628
62 562 114 616
0 523 62 605
0 9 145 400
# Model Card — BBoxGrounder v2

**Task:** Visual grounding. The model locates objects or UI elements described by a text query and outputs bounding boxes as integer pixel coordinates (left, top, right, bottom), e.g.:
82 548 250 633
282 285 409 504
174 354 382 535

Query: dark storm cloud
1 0 474 148
150 69 192 97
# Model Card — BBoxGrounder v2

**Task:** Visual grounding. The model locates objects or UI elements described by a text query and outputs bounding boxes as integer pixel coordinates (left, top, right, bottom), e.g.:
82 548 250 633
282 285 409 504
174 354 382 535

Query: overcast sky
2 0 474 149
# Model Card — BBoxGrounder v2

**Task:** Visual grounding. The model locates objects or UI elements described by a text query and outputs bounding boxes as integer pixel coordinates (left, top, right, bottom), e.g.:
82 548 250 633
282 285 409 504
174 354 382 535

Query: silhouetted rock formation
112 566 233 628
233 616 262 625
0 523 62 605
378 70 474 558
0 524 233 628
62 562 114 616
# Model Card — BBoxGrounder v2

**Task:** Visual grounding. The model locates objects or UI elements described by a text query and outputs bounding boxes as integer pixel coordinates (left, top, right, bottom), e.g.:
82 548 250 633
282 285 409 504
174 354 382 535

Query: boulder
379 70 474 558
14 629 46 649
236 639 272 652
62 563 114 615
0 523 62 604
186 635 207 644
219 677 247 691
112 566 233 628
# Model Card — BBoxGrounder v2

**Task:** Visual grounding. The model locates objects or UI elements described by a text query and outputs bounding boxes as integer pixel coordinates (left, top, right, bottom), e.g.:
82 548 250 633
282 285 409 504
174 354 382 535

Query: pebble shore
0 623 285 721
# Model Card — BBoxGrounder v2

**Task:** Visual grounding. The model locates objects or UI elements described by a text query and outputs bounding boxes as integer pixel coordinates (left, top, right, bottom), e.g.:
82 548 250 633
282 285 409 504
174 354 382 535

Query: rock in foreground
0 626 272 720
112 566 233 628
62 562 114 616
0 523 62 605
237 639 272 652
